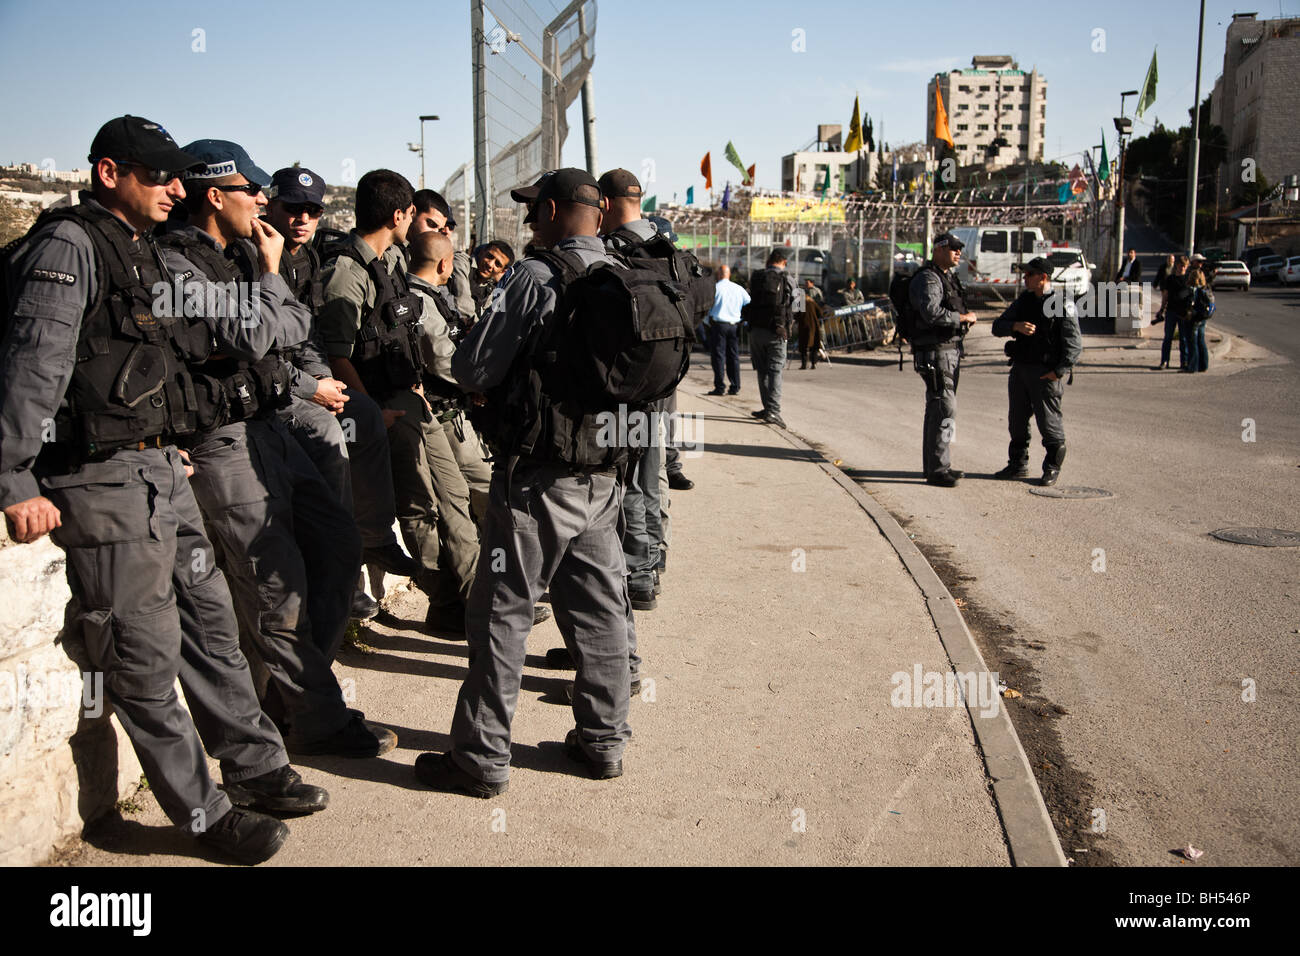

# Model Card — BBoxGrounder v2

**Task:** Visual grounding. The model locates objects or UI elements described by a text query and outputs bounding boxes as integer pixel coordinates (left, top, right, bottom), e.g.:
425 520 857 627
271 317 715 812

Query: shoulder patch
29 268 77 286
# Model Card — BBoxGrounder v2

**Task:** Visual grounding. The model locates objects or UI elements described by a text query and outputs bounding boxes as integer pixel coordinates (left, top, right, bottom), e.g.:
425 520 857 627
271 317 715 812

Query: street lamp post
1112 90 1138 280
407 114 440 189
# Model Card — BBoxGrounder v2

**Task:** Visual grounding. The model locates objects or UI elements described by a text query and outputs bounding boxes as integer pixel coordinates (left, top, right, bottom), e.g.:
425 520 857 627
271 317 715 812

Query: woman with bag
1185 266 1214 373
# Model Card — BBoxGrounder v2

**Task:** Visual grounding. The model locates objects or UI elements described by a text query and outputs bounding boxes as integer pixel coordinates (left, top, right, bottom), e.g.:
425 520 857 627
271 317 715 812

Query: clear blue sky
2 0 1297 200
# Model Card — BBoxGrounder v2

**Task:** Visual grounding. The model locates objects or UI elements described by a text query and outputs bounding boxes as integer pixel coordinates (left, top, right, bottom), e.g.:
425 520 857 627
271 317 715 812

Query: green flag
686 186 695 205
641 194 657 213
1098 131 1110 182
724 141 747 180
820 165 832 195
1137 48 1158 119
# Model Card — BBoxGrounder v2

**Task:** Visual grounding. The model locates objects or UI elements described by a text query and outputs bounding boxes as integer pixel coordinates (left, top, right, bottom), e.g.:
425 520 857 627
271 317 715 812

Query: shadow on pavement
702 442 823 463
80 812 214 862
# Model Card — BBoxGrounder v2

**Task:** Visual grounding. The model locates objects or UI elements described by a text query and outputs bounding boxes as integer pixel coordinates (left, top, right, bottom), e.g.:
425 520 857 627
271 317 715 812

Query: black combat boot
1040 444 1067 486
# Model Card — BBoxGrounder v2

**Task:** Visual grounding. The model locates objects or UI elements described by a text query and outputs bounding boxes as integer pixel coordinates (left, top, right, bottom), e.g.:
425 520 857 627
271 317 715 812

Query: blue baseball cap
648 215 678 244
180 139 271 188
270 167 326 206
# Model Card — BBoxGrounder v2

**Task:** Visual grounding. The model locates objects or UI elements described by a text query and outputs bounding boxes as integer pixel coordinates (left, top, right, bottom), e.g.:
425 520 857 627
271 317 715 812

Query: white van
946 225 1045 294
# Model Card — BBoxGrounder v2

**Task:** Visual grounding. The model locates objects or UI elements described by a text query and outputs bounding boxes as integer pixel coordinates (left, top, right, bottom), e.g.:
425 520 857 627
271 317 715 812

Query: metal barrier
699 297 895 357
821 298 896 351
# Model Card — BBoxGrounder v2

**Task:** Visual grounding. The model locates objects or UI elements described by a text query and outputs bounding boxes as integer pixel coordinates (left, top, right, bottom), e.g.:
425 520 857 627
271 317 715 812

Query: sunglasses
111 160 181 185
282 202 323 218
212 182 264 196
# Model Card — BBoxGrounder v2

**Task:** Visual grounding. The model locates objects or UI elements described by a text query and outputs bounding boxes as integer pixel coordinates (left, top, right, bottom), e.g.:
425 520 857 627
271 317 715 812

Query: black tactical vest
417 284 468 408
910 262 967 348
1005 291 1060 366
158 229 294 426
281 243 324 312
27 203 216 462
334 244 428 400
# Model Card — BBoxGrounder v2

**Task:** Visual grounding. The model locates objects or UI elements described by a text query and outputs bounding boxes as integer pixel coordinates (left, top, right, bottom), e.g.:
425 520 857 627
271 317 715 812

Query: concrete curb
696 392 1068 867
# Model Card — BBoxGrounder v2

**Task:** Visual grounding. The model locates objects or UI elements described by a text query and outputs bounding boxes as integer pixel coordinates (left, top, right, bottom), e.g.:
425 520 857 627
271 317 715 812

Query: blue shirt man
706 264 749 395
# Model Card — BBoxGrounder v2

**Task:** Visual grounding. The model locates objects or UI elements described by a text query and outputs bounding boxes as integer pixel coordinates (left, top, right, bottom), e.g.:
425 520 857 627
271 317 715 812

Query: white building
782 149 883 195
927 55 1047 168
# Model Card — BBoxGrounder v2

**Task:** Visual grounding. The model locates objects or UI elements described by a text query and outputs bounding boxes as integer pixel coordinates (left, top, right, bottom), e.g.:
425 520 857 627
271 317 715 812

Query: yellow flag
844 96 863 153
934 86 954 149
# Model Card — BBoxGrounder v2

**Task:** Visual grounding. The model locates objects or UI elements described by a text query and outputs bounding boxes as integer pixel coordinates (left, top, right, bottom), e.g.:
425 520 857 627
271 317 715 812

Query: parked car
1241 246 1276 270
1211 260 1251 291
1043 248 1091 297
1278 256 1300 286
1251 254 1286 282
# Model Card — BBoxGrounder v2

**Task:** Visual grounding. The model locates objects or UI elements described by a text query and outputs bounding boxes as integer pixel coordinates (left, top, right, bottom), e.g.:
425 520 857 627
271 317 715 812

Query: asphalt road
693 284 1299 866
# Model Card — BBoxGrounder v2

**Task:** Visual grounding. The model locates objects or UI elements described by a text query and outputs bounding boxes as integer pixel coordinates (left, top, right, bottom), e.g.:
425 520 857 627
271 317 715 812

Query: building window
1001 124 1013 131
979 85 990 92
1038 124 1045 136
958 84 971 92
1040 106 1046 117
957 103 969 110
978 103 990 111
978 124 989 131
956 123 969 131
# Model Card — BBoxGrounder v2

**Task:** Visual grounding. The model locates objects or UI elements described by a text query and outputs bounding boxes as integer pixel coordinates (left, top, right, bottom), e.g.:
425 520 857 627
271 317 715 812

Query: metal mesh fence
474 0 595 251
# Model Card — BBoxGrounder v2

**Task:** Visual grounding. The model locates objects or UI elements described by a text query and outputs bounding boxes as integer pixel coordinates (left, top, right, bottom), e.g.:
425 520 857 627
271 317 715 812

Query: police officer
162 140 389 758
842 278 865 306
0 116 326 865
991 256 1082 486
319 170 478 634
415 168 634 796
598 168 665 610
264 166 379 621
404 230 494 524
746 250 803 428
909 232 977 487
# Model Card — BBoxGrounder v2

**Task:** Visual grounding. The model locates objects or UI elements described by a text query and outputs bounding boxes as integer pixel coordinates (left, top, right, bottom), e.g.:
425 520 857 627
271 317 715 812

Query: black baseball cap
597 168 643 199
511 168 603 223
1023 256 1052 276
270 167 326 206
180 139 271 188
88 115 205 173
934 232 965 251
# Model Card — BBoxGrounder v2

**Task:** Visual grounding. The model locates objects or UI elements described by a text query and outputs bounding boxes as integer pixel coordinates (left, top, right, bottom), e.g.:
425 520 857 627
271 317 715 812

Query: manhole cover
1210 527 1300 547
1027 486 1114 499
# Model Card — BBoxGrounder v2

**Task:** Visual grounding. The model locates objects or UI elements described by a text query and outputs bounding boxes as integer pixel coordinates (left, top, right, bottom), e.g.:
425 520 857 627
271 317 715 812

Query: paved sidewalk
58 391 1010 867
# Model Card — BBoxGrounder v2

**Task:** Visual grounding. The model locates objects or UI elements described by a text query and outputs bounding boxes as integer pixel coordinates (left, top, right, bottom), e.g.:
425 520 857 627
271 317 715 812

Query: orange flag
701 152 713 189
746 163 755 186
934 87 954 149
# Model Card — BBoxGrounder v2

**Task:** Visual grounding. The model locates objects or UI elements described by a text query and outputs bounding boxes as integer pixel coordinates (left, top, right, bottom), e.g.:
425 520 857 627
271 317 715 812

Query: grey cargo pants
450 459 634 783
384 389 479 613
187 418 360 743
914 346 961 476
278 395 351 513
1007 362 1066 461
43 446 286 829
341 391 402 551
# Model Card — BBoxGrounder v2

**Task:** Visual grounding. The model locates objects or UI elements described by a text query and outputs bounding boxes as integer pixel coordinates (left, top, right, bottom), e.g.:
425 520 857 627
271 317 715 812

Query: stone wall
0 524 140 867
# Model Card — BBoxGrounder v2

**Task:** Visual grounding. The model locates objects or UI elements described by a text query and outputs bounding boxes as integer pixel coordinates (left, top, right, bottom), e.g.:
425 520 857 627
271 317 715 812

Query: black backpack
888 271 919 343
744 267 794 336
473 246 696 469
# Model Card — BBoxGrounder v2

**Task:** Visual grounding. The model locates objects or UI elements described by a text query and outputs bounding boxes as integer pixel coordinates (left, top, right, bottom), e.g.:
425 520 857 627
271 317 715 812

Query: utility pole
578 2 597 175
1185 0 1207 254
471 0 491 242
